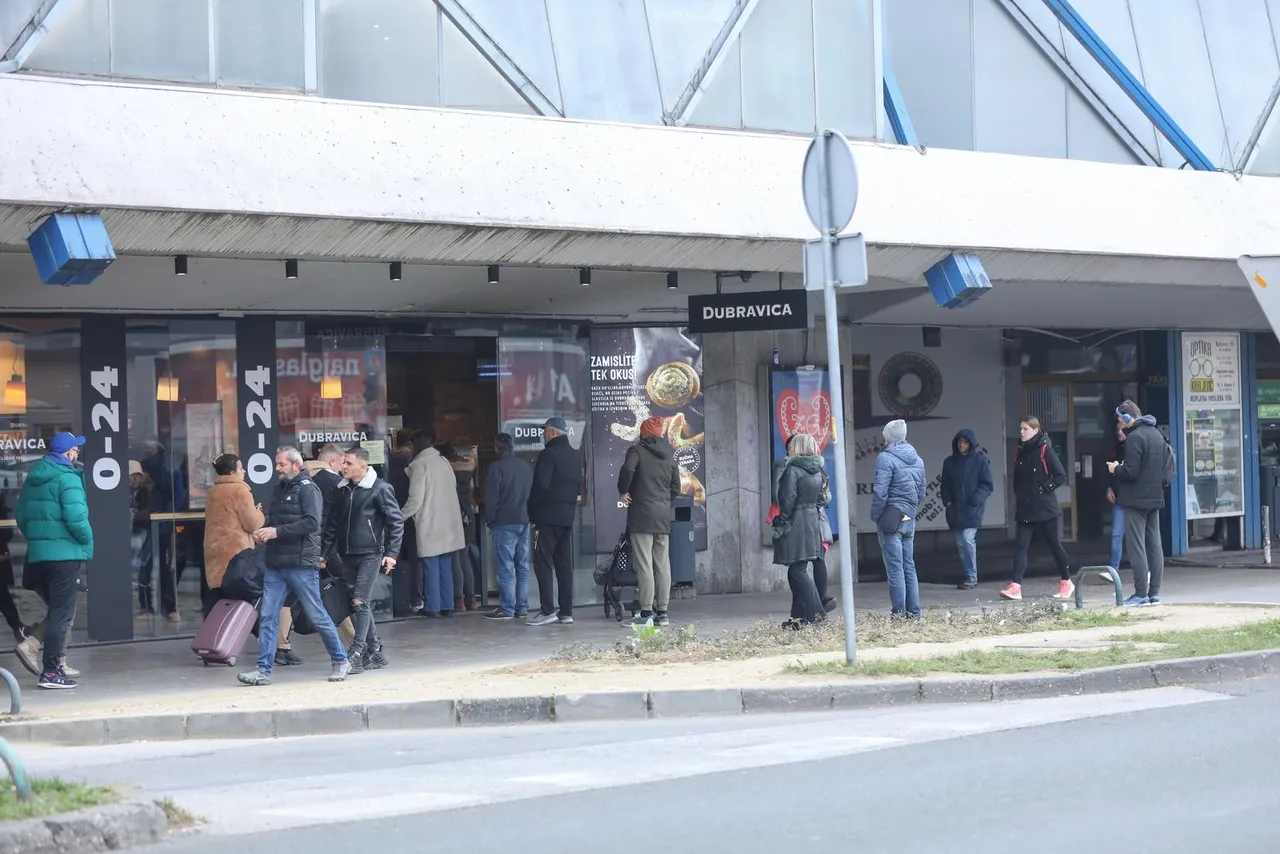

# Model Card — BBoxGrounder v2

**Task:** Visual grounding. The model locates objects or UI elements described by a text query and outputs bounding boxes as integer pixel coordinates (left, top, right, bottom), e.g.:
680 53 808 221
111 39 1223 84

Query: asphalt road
17 677 1280 853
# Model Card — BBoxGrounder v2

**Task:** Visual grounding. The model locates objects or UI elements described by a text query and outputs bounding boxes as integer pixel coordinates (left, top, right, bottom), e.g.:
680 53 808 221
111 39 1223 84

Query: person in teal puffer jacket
14 432 92 689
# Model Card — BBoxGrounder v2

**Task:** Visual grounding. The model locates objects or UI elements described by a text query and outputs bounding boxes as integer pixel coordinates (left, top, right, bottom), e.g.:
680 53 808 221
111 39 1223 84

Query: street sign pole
811 131 858 663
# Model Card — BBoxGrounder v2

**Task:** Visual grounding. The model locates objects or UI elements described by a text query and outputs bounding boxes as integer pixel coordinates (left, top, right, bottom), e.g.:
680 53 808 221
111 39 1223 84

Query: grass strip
0 777 117 822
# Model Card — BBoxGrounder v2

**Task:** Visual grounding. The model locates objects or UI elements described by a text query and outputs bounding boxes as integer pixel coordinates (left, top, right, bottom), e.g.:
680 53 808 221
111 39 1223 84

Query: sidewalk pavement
2 565 1278 737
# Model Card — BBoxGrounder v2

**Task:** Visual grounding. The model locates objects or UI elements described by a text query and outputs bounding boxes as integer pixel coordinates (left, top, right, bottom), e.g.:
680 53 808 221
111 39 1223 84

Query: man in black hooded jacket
940 429 994 590
1108 400 1170 606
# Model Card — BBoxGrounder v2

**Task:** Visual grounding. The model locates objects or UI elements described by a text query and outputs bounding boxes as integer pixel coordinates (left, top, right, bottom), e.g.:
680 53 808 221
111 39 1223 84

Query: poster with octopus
589 327 706 553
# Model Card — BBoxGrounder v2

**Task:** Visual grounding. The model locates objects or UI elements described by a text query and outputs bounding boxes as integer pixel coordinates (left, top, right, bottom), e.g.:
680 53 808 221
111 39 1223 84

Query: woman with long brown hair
1001 416 1074 601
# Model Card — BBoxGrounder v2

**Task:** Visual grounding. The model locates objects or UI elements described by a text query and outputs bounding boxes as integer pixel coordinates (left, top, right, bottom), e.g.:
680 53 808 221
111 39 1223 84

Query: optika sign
687 289 809 333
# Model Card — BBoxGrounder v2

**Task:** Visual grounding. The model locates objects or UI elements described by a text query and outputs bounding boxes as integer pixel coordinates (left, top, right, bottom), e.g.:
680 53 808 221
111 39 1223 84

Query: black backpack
1162 441 1177 488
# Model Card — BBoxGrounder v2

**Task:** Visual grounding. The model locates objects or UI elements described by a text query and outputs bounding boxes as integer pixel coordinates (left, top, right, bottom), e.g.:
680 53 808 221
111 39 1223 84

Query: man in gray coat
618 417 681 626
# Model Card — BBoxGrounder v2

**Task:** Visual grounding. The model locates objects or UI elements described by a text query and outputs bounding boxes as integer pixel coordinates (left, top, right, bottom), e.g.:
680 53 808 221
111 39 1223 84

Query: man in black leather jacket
527 417 582 626
240 447 350 687
322 447 404 673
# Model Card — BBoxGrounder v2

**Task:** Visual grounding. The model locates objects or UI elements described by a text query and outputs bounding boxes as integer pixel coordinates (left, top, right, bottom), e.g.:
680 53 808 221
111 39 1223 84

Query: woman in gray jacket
772 433 828 628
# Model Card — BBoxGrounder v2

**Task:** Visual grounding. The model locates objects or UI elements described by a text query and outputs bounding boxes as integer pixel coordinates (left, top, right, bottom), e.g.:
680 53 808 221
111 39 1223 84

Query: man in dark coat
618 417 681 626
940 429 994 590
1108 400 1170 606
526 417 582 626
483 433 534 621
240 447 350 687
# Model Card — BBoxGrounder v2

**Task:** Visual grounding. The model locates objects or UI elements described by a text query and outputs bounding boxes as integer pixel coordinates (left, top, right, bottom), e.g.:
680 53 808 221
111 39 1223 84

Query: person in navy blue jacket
940 429 994 590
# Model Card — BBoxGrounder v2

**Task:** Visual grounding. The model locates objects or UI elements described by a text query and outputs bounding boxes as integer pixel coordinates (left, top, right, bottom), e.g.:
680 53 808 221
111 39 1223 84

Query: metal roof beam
881 60 918 147
994 0 1157 166
1041 0 1215 171
433 0 563 117
668 0 760 126
0 0 72 73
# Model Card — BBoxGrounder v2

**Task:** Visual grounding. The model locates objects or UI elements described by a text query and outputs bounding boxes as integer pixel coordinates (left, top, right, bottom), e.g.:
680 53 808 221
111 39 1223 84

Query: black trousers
1011 520 1071 584
787 561 825 623
533 524 574 618
30 560 81 673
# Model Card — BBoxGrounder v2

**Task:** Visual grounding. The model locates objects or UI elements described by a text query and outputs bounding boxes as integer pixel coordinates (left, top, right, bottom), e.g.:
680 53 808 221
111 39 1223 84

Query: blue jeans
877 518 920 617
491 523 530 615
257 567 347 676
421 554 454 613
953 527 978 584
1110 503 1126 569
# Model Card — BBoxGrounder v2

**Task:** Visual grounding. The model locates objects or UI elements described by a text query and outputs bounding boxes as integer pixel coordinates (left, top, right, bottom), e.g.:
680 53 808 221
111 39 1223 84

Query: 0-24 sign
243 365 274 486
88 367 123 491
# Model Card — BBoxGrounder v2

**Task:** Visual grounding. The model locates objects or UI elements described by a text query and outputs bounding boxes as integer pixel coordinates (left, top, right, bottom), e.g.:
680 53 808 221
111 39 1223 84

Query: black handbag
290 578 352 635
221 547 264 602
877 505 904 534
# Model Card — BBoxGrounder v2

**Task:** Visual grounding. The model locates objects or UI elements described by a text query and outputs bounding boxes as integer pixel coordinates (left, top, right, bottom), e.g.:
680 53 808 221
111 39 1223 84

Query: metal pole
815 131 858 663
1264 506 1272 565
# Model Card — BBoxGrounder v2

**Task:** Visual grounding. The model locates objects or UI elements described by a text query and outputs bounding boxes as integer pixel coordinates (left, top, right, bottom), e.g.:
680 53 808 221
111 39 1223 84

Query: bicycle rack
1073 565 1125 610
0 667 28 800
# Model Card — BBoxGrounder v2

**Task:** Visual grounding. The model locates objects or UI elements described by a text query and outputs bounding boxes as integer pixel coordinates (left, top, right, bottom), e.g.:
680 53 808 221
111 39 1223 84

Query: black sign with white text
686 289 809 333
237 318 281 508
80 316 132 642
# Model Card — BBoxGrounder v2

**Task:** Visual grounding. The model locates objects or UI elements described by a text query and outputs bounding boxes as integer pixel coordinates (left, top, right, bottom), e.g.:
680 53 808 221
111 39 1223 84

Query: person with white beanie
870 419 926 617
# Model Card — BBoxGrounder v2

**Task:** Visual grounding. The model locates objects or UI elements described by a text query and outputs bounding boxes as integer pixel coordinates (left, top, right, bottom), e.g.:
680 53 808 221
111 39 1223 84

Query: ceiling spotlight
174 255 188 276
390 261 403 282
488 264 500 285
579 267 591 287
666 271 678 290
285 259 299 279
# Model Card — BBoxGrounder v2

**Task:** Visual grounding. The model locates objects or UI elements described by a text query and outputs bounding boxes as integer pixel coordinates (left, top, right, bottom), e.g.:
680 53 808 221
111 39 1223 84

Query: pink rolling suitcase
191 599 257 666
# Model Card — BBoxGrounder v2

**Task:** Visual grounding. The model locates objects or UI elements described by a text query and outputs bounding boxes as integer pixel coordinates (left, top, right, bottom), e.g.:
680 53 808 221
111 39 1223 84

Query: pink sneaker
999 583 1022 600
1053 579 1076 600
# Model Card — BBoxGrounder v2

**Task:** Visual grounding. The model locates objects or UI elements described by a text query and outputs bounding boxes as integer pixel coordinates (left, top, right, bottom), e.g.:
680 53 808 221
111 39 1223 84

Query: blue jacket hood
883 441 921 467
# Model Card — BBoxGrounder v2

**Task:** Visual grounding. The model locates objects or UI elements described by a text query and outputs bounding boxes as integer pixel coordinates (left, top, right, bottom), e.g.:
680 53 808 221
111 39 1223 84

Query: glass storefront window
0 321 84 643
1019 330 1140 376
126 320 239 637
1185 408 1244 518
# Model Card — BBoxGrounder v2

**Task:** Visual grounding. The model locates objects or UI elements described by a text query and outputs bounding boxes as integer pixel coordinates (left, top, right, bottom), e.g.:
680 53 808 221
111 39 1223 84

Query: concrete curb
5 649 1279 747
0 800 168 854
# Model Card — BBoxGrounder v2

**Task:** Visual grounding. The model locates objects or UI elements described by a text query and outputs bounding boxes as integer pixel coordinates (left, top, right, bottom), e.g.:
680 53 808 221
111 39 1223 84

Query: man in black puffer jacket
241 447 350 687
527 417 582 626
1108 400 1170 606
940 428 994 591
322 447 403 672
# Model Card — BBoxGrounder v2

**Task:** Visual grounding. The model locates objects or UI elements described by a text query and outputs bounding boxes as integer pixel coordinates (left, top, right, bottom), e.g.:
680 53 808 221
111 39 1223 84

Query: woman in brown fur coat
202 454 263 611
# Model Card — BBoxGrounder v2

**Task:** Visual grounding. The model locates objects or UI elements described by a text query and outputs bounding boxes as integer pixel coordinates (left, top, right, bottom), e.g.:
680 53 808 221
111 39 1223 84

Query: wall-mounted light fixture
156 376 180 402
285 259 299 279
666 271 678 290
174 255 188 276
579 267 591 287
390 261 403 282
488 264 500 285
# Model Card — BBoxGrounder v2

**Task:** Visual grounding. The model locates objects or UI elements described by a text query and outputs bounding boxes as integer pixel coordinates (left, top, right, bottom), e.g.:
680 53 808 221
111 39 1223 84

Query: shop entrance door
1071 381 1138 557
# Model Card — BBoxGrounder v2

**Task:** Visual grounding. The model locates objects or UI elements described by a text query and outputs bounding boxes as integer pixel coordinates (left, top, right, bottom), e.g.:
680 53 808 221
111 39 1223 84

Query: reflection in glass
0 322 84 643
1185 409 1244 518
126 320 239 637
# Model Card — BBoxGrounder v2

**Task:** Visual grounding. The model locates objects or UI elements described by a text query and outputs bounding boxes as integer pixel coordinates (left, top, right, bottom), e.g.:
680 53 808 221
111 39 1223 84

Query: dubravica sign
687 289 809 333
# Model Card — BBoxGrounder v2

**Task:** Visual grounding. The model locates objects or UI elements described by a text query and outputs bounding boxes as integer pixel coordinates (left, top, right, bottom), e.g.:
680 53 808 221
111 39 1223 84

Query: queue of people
7 397 1176 689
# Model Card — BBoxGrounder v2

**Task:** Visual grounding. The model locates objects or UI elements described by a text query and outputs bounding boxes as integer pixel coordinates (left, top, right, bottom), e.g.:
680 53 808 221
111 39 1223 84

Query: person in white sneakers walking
1001 416 1075 601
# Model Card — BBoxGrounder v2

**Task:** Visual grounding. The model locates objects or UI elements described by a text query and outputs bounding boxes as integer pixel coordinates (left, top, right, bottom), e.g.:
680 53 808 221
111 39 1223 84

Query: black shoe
654 611 671 627
366 649 389 670
346 648 366 675
38 670 77 689
822 597 838 613
275 649 303 666
781 618 805 631
957 580 979 591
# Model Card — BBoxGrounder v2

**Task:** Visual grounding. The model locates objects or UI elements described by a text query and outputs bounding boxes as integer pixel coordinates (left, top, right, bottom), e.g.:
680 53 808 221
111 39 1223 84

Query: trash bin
669 496 695 584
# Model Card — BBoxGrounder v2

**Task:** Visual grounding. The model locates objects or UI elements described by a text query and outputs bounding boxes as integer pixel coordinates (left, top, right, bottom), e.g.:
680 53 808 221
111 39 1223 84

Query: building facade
2 0 1280 646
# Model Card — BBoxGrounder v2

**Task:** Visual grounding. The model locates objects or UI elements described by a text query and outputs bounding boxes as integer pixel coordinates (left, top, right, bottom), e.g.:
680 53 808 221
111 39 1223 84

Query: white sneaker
58 657 80 678
14 635 41 676
329 659 352 682
526 612 559 627
558 616 574 625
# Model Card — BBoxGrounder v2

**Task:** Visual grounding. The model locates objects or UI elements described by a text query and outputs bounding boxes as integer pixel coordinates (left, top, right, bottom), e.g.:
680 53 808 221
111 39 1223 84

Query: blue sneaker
1148 594 1160 605
1124 594 1150 607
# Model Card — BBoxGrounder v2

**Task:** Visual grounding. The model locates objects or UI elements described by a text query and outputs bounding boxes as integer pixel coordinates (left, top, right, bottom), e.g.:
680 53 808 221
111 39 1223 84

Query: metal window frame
434 0 562 117
668 0 759 126
0 0 75 73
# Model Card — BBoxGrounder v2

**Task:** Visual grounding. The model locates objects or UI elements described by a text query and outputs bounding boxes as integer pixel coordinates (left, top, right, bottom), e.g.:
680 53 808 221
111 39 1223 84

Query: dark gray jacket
528 435 581 528
617 437 681 535
264 472 324 569
1115 415 1168 511
484 449 533 527
772 456 829 566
